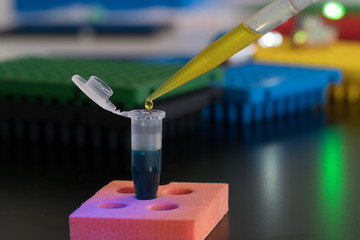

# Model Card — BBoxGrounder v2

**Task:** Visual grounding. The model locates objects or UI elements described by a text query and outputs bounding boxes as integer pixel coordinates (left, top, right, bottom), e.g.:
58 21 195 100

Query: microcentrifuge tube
128 110 165 199
72 75 166 200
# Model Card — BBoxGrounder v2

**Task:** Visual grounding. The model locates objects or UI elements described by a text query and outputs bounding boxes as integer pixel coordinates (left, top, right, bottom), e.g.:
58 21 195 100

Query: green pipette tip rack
0 57 223 109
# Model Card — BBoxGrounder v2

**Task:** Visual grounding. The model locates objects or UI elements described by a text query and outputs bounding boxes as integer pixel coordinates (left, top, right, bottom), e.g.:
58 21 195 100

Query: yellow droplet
145 99 153 110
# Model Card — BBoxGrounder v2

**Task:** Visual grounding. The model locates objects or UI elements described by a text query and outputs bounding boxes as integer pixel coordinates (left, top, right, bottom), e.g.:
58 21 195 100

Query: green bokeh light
319 128 345 239
293 30 308 44
323 2 346 20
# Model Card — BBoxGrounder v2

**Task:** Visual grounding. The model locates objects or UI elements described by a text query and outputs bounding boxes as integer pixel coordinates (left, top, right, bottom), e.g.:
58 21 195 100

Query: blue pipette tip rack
203 61 342 125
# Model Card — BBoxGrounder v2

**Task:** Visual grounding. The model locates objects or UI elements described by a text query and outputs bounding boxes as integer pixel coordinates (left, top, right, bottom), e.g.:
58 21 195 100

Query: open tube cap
72 75 123 115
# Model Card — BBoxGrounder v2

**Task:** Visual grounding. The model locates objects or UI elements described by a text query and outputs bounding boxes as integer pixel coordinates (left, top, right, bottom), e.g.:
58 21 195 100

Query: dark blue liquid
132 150 161 200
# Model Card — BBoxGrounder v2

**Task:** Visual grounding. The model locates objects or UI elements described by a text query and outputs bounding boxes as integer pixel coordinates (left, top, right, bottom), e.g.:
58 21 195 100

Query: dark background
1 102 359 240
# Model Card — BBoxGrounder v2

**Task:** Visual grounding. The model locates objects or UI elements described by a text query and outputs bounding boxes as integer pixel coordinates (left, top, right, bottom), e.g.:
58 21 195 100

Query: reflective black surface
1 103 360 240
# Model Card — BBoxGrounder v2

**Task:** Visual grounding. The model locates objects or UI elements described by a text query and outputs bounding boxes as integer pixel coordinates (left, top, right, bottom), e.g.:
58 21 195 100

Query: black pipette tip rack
0 87 224 149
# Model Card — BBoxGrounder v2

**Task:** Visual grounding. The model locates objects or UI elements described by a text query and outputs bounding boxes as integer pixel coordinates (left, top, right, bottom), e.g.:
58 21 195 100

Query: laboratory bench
1 101 360 240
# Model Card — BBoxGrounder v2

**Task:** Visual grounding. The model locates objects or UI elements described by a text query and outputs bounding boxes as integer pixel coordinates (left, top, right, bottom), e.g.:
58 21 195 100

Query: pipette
145 0 320 109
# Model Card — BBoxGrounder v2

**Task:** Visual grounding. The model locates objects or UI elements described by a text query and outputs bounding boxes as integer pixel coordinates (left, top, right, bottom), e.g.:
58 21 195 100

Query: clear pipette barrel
146 0 319 104
128 110 166 200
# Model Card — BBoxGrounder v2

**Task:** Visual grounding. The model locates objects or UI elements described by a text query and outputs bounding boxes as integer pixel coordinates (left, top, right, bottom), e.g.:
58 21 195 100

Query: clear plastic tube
72 75 166 200
128 110 166 200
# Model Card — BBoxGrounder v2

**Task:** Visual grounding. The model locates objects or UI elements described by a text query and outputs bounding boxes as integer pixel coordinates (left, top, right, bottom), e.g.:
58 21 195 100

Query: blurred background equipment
205 62 342 125
291 16 338 47
1 1 360 240
0 0 204 33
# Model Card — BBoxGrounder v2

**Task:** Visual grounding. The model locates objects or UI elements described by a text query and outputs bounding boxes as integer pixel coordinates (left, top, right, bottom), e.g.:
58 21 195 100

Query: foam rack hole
99 203 127 209
148 203 178 211
166 188 193 195
116 187 135 194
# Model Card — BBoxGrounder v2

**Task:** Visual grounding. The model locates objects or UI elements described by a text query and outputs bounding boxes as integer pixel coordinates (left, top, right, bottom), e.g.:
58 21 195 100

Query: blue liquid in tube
132 149 161 200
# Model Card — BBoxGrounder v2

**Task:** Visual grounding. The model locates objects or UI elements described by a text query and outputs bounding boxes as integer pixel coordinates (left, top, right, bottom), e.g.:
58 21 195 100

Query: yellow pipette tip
145 98 153 110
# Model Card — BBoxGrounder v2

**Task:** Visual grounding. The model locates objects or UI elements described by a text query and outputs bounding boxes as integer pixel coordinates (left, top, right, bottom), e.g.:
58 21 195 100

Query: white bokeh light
258 31 283 48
